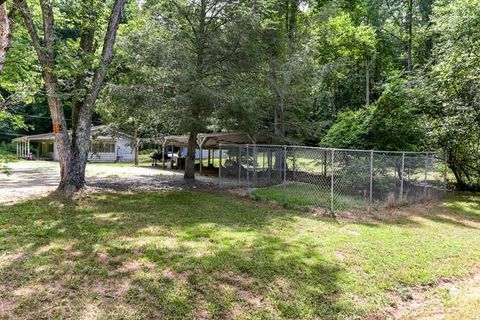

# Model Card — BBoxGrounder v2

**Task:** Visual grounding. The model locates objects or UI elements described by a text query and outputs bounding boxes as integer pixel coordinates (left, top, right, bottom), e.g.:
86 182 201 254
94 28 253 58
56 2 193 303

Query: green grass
0 191 479 319
252 182 367 211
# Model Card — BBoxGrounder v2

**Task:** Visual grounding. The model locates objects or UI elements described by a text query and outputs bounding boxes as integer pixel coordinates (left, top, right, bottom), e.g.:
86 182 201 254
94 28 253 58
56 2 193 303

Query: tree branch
170 0 198 37
0 1 13 75
84 0 125 110
71 5 97 131
14 0 44 62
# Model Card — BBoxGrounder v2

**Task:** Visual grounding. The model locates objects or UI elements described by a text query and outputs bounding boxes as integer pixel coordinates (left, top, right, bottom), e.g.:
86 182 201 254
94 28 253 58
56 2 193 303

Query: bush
0 141 16 154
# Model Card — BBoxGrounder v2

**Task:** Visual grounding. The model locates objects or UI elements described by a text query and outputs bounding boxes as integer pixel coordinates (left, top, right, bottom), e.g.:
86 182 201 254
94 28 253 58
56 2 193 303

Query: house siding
115 136 135 162
53 142 59 161
54 136 135 163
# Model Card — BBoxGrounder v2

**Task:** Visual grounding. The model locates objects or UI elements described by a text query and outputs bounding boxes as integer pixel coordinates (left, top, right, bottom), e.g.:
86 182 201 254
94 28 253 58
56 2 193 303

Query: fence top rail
218 144 440 155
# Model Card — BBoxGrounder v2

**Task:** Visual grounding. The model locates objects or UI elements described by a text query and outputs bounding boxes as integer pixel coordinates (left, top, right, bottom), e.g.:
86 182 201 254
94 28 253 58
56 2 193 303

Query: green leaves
322 75 427 151
411 0 480 190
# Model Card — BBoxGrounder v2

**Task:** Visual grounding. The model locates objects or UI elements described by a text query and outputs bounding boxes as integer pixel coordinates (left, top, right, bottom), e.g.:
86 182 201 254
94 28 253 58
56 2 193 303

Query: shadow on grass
298 191 480 231
0 192 347 319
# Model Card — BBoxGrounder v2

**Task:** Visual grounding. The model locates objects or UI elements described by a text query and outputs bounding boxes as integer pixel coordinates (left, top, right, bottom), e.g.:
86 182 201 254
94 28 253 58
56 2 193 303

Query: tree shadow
306 192 480 230
0 192 349 319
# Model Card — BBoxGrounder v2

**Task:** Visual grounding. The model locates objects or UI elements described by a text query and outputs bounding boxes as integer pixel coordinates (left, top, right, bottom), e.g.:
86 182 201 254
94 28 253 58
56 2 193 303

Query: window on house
48 143 54 153
91 142 115 153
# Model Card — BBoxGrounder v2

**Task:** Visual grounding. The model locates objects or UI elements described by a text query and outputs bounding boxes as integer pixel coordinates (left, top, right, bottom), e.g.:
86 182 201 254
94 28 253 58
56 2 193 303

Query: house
12 125 135 163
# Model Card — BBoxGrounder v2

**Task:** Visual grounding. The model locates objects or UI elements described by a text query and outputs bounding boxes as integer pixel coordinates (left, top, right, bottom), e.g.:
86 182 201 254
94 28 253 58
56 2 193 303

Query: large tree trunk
184 130 197 180
16 0 125 195
183 0 206 182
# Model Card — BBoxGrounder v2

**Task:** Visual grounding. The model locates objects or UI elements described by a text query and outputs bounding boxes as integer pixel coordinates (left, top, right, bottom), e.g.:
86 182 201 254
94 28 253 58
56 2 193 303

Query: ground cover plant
0 191 479 319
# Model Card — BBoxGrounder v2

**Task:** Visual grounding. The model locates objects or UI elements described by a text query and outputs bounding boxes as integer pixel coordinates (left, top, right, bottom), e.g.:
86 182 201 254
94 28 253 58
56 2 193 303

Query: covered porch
13 134 56 160
157 132 254 176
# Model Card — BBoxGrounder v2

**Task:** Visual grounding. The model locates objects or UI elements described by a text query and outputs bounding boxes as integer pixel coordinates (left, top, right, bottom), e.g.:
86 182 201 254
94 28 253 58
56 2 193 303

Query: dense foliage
0 0 479 189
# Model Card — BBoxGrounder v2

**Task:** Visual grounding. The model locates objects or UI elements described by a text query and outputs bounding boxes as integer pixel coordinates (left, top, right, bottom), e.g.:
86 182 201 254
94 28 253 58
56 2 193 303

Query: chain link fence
219 144 447 212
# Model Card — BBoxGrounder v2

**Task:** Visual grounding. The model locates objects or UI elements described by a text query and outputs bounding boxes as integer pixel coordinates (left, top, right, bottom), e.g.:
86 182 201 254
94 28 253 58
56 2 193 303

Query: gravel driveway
0 161 217 204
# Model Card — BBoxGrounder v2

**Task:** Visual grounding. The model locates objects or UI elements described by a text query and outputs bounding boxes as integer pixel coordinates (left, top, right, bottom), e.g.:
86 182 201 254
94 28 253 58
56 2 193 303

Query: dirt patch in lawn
377 270 480 319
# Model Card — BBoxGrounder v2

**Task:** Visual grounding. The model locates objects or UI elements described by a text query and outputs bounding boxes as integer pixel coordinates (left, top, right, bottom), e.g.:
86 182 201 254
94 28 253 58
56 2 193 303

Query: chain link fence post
400 152 405 202
253 145 258 186
219 144 222 186
246 144 250 189
369 150 373 208
292 147 296 181
238 146 241 187
424 152 429 199
283 145 287 203
331 149 335 212
444 153 448 192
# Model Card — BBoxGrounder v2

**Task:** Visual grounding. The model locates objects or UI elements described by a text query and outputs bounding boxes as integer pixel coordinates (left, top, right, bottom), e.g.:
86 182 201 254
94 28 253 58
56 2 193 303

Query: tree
322 75 427 151
14 0 126 195
425 0 480 190
122 0 260 180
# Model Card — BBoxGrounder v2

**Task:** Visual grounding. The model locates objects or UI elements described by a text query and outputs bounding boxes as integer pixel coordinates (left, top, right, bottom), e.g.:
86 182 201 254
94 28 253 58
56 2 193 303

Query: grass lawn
251 182 368 211
0 191 479 319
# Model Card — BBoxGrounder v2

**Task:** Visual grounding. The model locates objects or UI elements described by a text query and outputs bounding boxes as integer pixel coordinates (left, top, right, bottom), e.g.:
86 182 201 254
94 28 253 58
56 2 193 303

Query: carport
158 132 254 175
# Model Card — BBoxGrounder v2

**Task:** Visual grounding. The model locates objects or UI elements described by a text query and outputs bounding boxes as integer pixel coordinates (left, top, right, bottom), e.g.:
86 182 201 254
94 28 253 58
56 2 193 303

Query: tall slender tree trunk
406 0 413 71
420 0 434 63
184 0 206 181
365 56 370 105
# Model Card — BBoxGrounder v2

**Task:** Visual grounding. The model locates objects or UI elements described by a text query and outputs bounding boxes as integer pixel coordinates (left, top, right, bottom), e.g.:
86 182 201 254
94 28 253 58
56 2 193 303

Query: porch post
199 145 203 175
162 143 165 169
16 142 19 157
27 140 30 157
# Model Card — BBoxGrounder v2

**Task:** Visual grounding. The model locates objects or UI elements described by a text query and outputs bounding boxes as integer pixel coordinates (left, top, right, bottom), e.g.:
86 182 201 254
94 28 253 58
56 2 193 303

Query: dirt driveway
0 161 216 204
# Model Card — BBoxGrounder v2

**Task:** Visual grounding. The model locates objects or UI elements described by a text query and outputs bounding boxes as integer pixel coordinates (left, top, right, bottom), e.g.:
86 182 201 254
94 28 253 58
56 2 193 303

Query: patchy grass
395 272 480 319
0 191 479 319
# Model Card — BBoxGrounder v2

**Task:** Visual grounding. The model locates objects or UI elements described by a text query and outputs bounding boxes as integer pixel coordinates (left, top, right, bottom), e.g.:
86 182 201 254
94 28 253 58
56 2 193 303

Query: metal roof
12 125 132 142
159 132 255 149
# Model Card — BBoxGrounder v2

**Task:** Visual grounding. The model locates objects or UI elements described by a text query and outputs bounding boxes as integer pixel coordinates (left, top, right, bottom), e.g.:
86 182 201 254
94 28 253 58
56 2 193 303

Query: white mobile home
13 125 135 163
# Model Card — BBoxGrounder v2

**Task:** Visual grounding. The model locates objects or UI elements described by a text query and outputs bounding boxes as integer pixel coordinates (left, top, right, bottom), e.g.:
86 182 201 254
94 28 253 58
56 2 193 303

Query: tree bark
134 128 139 165
16 0 74 191
0 1 13 76
16 0 125 195
184 0 206 181
66 0 125 194
184 130 197 180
